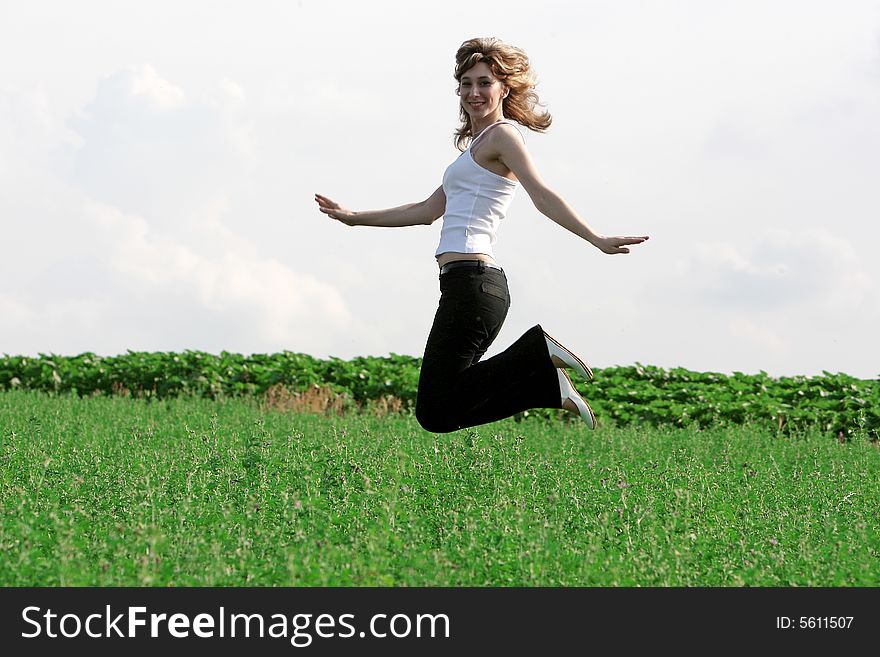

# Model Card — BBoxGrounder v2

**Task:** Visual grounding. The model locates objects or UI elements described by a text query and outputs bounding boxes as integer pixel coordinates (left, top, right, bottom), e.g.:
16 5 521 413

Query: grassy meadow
1 389 878 586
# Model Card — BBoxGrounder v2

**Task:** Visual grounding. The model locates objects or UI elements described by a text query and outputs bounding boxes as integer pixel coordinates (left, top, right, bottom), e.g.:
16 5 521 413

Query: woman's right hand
315 194 358 226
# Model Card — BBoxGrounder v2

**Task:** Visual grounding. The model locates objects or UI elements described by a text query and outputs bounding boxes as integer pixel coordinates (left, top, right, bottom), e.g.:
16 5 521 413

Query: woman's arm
493 126 649 254
315 186 446 227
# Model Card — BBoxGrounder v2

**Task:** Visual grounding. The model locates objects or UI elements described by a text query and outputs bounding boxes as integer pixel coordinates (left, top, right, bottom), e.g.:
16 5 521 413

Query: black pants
415 264 562 433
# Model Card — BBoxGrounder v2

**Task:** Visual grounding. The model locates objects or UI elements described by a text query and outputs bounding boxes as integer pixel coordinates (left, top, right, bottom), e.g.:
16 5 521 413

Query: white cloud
0 64 353 357
66 65 257 226
85 199 351 344
683 229 872 312
633 228 878 375
1 186 354 356
0 84 81 180
130 64 185 110
0 294 33 331
728 317 789 356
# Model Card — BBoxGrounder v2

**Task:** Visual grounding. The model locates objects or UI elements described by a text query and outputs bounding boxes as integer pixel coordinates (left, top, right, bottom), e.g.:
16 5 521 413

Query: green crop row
579 364 879 440
0 351 421 405
1 352 877 439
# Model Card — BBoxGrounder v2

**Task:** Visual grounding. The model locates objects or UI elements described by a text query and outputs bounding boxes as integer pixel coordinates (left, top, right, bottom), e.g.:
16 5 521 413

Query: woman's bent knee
415 400 457 434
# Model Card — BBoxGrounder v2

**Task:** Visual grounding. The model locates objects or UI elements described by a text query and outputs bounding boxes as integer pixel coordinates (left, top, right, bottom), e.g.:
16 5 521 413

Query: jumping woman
315 37 648 433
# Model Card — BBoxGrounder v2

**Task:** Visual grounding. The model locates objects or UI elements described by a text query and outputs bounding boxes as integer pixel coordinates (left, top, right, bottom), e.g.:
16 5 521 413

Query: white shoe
545 331 593 381
557 369 596 429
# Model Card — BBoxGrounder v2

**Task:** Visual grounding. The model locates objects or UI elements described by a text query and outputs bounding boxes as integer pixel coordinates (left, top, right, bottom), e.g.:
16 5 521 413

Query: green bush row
0 351 421 404
1 352 877 438
581 364 879 440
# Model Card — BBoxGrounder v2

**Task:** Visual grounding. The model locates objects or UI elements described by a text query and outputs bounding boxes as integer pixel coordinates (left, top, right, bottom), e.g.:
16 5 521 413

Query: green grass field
1 390 878 586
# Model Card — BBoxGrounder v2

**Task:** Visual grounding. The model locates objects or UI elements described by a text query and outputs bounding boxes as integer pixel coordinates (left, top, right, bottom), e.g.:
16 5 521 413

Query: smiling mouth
468 102 486 108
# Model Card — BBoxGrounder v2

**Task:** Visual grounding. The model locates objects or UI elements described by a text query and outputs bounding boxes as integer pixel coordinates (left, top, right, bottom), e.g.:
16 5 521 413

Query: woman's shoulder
485 121 527 149
496 120 526 138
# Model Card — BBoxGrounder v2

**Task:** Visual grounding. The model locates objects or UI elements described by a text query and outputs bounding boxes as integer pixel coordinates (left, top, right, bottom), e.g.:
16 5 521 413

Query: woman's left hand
595 235 650 255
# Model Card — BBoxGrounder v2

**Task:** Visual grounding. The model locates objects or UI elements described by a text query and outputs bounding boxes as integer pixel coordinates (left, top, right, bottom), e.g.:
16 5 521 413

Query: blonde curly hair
453 37 552 151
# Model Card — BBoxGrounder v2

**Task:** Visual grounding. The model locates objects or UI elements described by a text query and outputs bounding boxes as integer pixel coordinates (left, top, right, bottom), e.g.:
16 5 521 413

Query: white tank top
435 120 519 259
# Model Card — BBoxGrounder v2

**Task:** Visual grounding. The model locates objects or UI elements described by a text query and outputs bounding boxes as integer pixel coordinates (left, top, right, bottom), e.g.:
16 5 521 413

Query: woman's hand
315 194 358 226
595 235 650 255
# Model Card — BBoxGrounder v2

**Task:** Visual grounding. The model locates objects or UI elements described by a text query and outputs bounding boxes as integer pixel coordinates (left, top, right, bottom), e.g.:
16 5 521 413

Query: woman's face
458 61 507 122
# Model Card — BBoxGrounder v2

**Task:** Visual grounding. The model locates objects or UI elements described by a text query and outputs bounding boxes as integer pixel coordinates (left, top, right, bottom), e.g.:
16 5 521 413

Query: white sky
1 0 879 378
